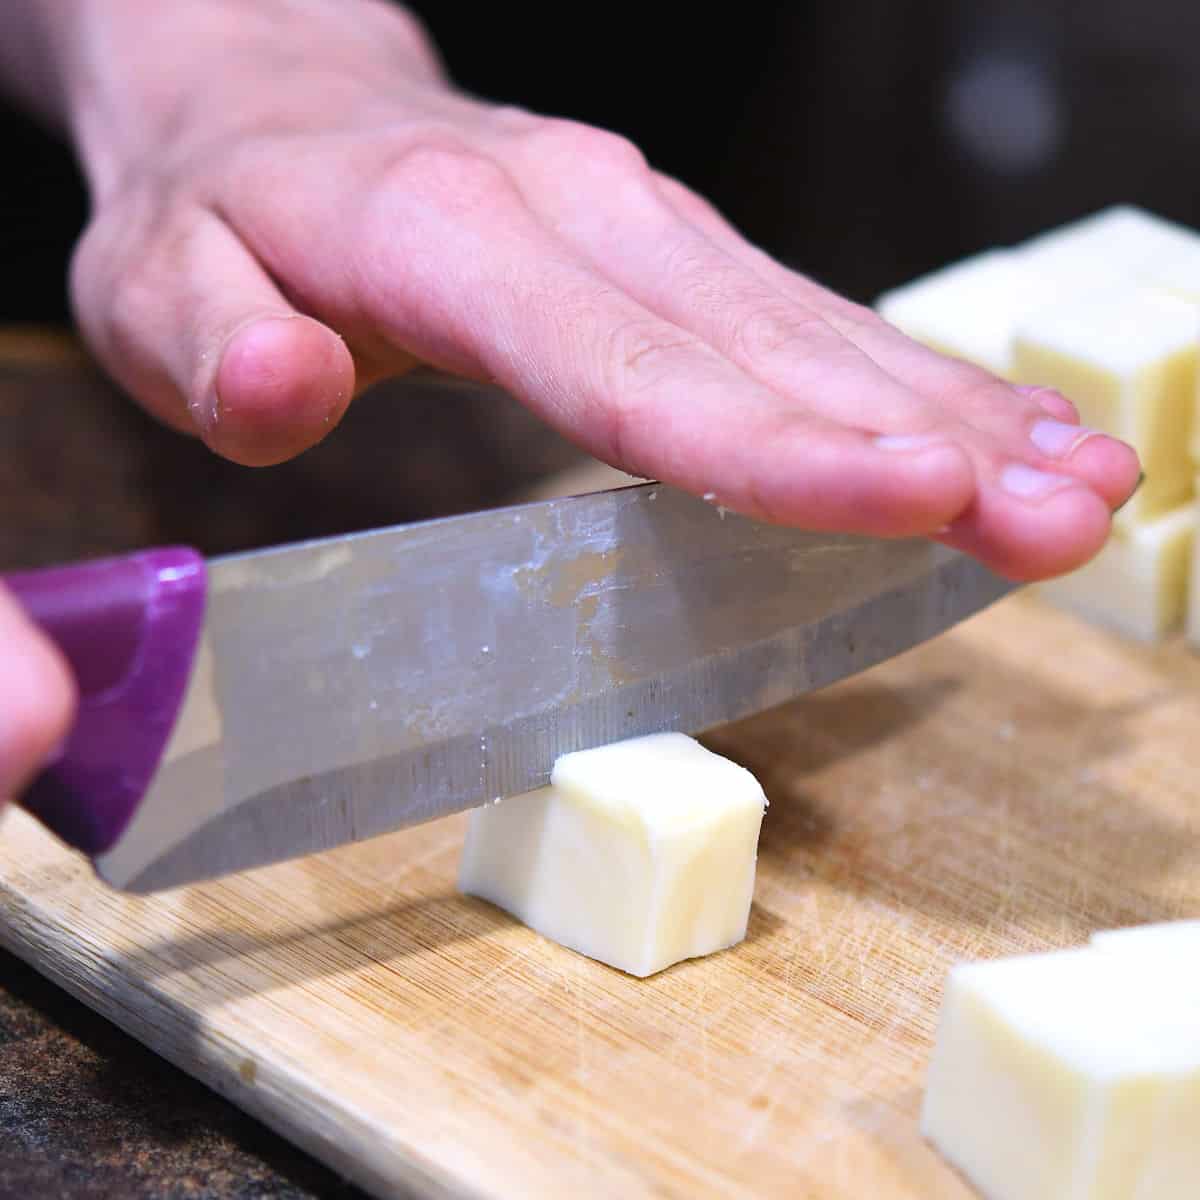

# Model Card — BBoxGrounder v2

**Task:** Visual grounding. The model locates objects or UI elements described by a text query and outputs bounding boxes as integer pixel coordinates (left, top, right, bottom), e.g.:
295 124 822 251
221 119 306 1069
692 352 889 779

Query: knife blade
11 482 1013 892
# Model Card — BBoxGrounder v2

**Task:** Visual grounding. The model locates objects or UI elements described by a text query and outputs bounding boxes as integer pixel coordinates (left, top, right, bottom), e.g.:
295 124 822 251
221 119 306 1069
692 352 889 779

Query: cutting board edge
0 874 482 1200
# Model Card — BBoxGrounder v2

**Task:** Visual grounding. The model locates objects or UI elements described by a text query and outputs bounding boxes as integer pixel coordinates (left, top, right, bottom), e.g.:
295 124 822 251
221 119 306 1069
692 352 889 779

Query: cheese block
1133 245 1200 462
1091 920 1200 957
457 732 766 978
1190 490 1200 646
1012 286 1198 526
1033 502 1193 641
876 208 1197 385
876 208 1192 381
1136 240 1200 308
875 251 1034 376
877 209 1200 644
875 245 1127 379
1018 205 1200 280
922 946 1200 1200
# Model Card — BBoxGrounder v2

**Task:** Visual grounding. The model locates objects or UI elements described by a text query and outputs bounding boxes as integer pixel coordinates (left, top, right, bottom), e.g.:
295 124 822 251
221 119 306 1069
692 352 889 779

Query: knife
6 482 1014 893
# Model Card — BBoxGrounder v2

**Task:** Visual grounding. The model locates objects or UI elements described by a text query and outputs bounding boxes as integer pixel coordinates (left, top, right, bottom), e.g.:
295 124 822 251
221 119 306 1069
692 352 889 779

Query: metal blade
97 482 1014 892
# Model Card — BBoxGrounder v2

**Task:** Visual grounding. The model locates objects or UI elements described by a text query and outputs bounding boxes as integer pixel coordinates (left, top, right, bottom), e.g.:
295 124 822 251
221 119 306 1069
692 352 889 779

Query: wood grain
4 593 1200 1198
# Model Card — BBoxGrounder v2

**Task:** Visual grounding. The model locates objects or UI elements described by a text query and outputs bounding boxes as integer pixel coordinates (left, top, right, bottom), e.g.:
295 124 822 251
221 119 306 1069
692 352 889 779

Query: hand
49 0 1137 580
0 586 75 806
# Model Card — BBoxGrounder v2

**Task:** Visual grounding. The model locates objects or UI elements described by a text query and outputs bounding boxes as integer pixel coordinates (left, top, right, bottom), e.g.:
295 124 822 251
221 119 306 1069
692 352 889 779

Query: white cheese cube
1136 240 1200 308
1131 247 1200 462
458 733 766 977
1019 205 1200 278
1190 491 1200 646
922 947 1200 1200
1033 502 1193 641
1015 207 1200 465
876 249 1129 379
1012 287 1199 526
875 251 1038 377
1091 920 1200 958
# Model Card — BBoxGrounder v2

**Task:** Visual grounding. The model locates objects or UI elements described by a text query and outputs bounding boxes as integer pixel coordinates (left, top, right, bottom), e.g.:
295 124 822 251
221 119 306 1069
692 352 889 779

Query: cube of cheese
876 248 1129 379
922 947 1200 1200
1018 205 1200 279
875 251 1039 377
1091 920 1200 957
1034 502 1193 641
1189 492 1200 646
1131 247 1200 462
458 732 766 977
1012 287 1199 526
876 209 1197 383
1136 240 1200 308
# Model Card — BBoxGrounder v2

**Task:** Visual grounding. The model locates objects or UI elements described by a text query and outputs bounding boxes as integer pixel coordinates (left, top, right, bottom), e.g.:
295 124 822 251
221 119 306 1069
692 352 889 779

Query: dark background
5 0 1200 324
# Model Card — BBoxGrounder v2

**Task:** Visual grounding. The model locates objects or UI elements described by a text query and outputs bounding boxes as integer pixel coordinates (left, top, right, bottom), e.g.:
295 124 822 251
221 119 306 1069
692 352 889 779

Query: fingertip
865 439 977 535
206 316 355 466
1014 384 1080 424
1065 435 1142 510
938 484 1113 582
0 588 78 801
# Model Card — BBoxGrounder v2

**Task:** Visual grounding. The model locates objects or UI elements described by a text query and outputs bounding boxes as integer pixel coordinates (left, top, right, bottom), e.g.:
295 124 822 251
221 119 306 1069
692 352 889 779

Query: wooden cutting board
3 592 1200 1199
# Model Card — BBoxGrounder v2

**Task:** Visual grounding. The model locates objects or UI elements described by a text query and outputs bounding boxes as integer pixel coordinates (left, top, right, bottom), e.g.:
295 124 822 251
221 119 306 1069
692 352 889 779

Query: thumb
0 584 77 805
73 207 356 467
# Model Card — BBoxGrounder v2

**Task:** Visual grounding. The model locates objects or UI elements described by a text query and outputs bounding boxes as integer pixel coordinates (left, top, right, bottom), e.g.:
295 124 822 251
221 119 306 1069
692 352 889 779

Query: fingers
70 112 1134 581
212 315 355 465
650 172 1140 511
330 144 977 537
528 156 1135 577
934 485 1115 582
0 586 77 804
72 207 355 466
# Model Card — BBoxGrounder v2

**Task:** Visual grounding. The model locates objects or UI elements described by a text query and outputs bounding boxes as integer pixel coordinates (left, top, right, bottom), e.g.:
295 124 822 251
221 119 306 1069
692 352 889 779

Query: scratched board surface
3 593 1200 1198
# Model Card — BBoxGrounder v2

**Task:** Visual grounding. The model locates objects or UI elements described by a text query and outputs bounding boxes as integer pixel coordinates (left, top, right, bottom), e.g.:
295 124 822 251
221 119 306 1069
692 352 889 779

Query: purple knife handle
4 547 207 856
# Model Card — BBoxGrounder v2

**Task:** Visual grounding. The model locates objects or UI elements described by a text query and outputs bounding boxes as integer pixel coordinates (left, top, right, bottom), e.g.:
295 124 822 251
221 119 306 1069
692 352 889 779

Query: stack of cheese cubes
876 206 1200 643
923 921 1200 1199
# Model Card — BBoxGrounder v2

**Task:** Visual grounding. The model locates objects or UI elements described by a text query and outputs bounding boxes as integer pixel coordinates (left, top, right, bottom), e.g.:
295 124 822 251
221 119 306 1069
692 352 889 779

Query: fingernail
1029 418 1099 458
1114 471 1146 515
1000 463 1076 500
1015 384 1078 420
1013 384 1062 404
874 433 943 452
210 313 307 430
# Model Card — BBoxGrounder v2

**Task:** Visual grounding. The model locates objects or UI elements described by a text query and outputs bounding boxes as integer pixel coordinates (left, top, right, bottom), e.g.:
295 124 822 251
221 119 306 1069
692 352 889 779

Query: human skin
0 588 75 804
0 0 1140 800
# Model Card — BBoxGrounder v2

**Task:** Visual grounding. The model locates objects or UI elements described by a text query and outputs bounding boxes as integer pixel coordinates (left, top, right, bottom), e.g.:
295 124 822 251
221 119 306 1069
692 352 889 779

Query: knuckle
376 140 510 207
71 193 183 354
607 318 698 387
728 304 837 364
661 177 717 223
522 118 648 176
489 103 540 133
599 319 700 463
67 226 105 321
104 265 159 355
833 299 883 332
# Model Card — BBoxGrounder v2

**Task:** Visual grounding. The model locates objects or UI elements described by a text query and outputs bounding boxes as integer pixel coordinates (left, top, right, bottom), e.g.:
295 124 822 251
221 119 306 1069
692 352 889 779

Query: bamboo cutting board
3 592 1200 1199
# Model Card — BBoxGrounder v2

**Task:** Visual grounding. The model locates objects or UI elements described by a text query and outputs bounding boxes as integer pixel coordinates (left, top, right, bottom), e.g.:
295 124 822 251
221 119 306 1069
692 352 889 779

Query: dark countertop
0 950 364 1199
0 330 582 1198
